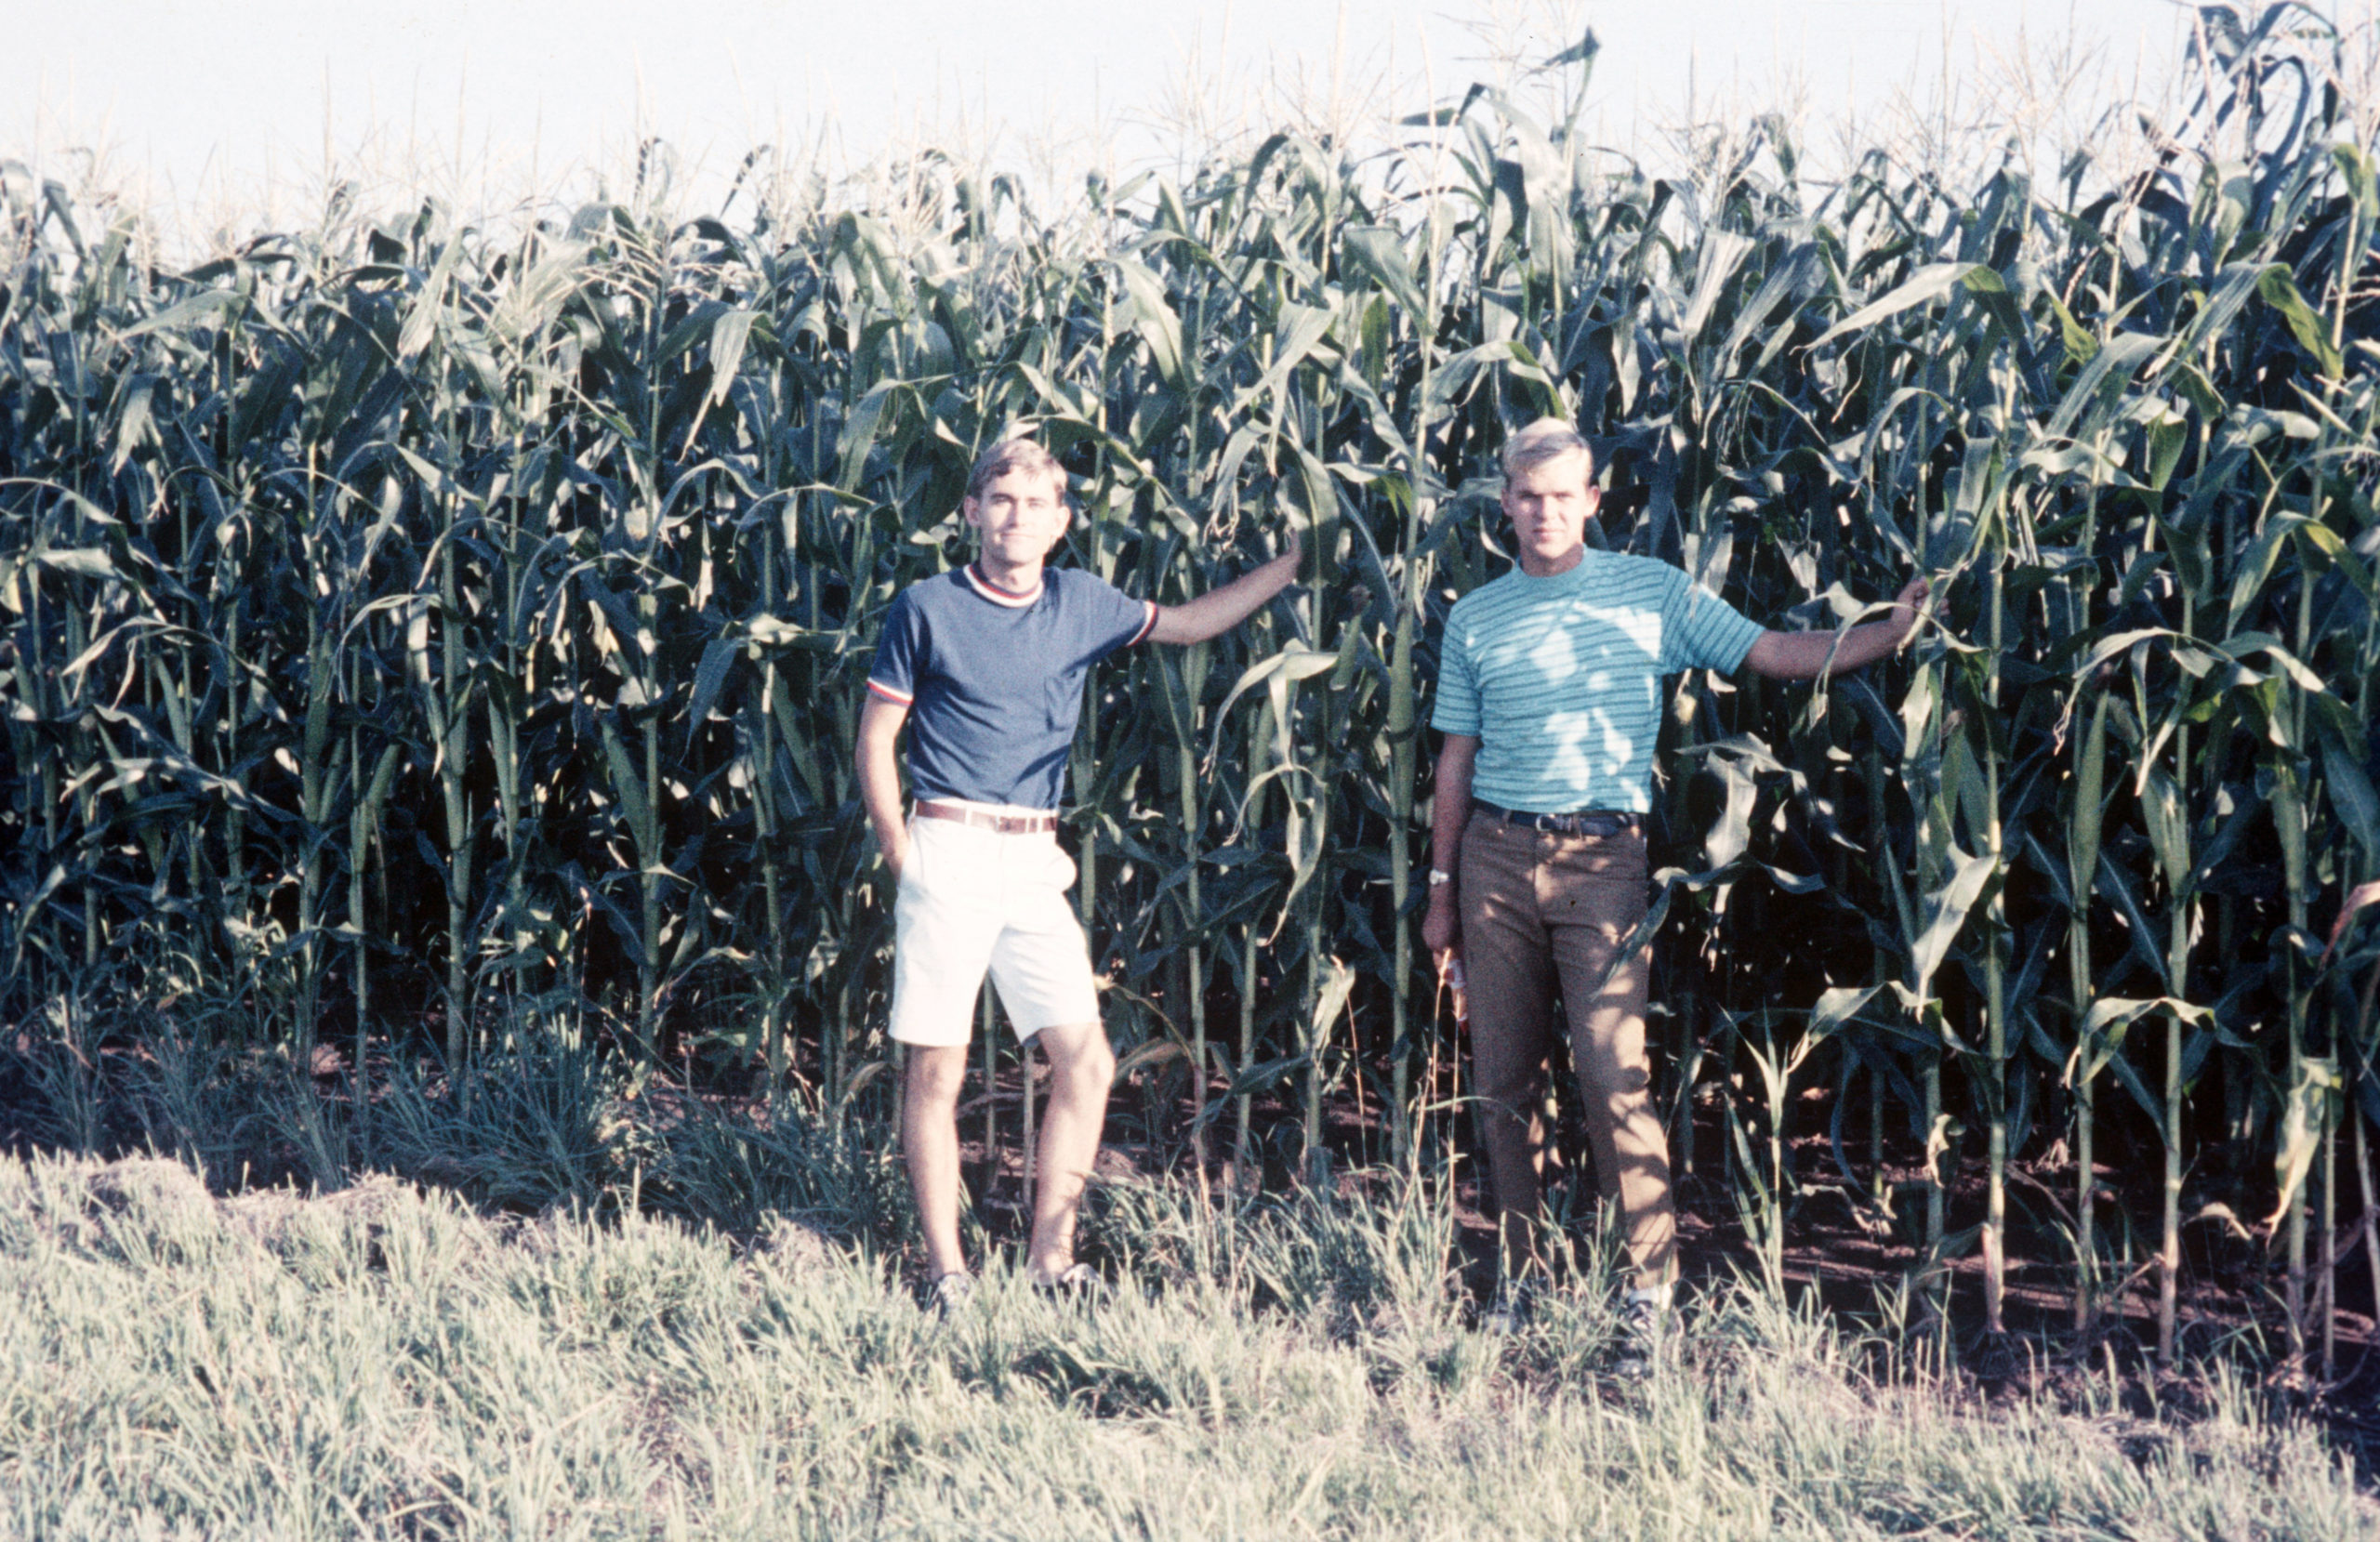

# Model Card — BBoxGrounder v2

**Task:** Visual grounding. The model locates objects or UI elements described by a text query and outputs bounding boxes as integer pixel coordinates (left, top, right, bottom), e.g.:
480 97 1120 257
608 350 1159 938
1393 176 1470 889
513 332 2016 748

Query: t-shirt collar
1515 547 1593 586
962 563 1044 608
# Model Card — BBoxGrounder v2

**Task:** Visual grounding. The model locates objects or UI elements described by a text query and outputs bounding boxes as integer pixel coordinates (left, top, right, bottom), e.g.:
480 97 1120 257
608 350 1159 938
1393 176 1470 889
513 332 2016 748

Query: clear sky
6 0 2206 225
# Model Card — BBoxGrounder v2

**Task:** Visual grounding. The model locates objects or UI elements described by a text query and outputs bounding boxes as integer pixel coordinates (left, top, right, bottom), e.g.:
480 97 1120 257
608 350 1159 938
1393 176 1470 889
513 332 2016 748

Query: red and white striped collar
962 563 1044 608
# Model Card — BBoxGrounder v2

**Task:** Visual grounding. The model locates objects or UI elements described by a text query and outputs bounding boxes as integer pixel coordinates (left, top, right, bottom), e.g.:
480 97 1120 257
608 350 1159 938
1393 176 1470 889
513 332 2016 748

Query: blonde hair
966 434 1069 500
1500 418 1594 480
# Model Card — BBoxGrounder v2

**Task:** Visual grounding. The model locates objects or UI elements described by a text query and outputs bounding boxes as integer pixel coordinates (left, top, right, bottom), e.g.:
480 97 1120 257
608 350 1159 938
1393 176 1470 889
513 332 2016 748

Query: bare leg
1025 1020 1115 1282
903 1044 972 1280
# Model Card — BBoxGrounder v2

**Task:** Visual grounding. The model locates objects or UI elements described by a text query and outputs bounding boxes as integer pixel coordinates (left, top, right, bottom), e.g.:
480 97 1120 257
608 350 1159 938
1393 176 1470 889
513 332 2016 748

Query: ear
1582 483 1601 517
960 494 983 531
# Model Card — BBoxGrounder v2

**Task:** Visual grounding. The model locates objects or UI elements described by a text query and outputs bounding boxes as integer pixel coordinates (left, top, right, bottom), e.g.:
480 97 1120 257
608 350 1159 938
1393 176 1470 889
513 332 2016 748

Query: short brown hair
966 434 1069 500
1501 418 1594 480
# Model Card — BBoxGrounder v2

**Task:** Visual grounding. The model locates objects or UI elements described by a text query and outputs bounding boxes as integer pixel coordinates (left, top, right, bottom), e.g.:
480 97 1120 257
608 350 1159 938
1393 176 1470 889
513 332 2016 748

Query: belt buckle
1541 810 1627 837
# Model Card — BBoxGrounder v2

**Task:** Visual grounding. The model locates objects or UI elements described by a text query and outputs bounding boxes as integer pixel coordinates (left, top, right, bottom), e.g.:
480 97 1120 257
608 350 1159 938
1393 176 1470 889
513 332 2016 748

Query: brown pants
1460 811 1673 1289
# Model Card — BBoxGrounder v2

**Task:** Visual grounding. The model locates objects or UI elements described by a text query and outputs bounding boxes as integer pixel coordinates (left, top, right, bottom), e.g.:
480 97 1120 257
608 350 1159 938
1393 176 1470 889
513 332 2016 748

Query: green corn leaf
2140 767 2190 895
2266 1055 2341 1228
685 636 741 753
1338 227 1426 323
1806 262 1990 350
1809 984 1882 1040
2068 690 2111 898
2321 729 2380 869
1111 257 1186 388
1910 847 1996 1002
598 714 656 855
2045 332 2162 441
34 548 121 580
2254 265 2344 378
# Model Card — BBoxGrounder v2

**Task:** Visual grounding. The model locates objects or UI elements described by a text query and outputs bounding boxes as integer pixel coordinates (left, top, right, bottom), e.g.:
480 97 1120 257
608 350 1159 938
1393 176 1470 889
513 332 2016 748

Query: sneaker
1029 1261 1100 1303
1480 1278 1533 1337
926 1271 975 1318
1614 1285 1671 1379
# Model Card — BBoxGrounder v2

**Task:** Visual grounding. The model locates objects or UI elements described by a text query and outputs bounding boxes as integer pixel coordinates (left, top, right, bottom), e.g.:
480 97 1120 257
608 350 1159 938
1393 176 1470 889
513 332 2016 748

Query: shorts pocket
899 819 929 890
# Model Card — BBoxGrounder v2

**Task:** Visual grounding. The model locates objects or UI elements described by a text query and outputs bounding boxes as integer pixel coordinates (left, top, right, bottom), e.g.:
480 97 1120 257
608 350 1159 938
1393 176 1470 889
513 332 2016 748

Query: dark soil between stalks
5 1030 2374 1481
1047 1061 2380 1478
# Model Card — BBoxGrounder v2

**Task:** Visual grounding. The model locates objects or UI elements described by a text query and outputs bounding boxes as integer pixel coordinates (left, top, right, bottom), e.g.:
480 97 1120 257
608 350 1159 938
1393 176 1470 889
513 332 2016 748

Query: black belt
1471 798 1641 837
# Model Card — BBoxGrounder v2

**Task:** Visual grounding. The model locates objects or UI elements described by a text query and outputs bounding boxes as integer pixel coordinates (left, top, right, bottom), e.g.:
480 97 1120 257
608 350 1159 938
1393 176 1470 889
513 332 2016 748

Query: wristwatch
1427 868 1453 887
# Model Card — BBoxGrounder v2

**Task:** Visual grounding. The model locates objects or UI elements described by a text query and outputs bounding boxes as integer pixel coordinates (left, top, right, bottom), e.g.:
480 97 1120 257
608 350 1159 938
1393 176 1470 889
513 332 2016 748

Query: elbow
1435 733 1479 785
855 725 896 784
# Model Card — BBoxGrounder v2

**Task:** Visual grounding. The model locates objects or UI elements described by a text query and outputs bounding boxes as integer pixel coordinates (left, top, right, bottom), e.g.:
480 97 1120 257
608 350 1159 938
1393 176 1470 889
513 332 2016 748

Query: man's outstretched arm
1741 576 1929 680
1147 533 1302 644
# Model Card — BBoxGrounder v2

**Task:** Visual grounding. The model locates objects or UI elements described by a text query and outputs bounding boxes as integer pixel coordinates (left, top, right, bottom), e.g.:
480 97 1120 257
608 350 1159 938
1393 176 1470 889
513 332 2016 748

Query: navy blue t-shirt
866 564 1157 809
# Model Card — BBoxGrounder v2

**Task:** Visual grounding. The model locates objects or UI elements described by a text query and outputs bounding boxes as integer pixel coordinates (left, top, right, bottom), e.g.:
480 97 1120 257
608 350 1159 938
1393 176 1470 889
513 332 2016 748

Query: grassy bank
3 1144 2373 1541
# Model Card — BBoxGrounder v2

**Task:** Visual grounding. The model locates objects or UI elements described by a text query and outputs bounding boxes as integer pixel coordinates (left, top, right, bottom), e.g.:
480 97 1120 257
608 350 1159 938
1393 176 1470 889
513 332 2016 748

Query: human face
1501 450 1599 577
962 468 1071 584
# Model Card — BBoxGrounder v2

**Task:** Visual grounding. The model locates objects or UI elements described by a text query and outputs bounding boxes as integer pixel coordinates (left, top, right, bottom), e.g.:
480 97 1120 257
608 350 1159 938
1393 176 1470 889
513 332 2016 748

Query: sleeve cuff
866 678 914 706
1128 600 1159 646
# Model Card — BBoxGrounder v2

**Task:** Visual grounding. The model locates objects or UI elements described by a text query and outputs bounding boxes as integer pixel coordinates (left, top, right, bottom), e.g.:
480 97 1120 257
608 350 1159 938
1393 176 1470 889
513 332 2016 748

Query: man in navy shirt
857 435 1300 1304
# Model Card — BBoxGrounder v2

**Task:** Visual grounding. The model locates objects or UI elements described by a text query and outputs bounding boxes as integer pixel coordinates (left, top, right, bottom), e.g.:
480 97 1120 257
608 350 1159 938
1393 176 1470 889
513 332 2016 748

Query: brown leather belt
915 799 1058 835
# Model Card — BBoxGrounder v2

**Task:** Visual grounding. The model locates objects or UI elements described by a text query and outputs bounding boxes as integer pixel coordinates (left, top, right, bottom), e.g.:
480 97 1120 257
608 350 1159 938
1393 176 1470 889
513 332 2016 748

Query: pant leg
1543 828 1674 1290
1457 812 1556 1265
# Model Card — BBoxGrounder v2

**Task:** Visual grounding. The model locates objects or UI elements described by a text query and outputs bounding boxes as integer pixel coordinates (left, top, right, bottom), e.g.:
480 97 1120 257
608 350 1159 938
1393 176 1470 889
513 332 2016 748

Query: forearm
1745 578 1928 680
1430 744 1475 876
859 748 905 854
1148 549 1299 644
853 701 909 872
1422 736 1476 950
1744 616 1906 679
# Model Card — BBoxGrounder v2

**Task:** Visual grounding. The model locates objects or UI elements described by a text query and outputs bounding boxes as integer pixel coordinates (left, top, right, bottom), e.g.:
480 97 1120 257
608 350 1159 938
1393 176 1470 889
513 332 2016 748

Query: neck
972 553 1044 594
1517 543 1586 579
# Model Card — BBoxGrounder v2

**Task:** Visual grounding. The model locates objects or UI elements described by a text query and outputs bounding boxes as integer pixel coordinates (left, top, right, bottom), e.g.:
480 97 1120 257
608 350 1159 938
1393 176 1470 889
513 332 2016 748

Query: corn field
5 7 2379 1368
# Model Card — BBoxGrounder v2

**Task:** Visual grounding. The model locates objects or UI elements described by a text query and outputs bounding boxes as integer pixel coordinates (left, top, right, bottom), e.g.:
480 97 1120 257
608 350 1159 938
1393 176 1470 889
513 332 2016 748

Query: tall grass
3 4 2379 1368
1 1148 2370 1539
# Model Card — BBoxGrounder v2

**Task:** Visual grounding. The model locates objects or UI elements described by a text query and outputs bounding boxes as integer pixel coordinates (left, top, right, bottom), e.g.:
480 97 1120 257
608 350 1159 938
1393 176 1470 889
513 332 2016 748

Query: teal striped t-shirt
1431 550 1765 813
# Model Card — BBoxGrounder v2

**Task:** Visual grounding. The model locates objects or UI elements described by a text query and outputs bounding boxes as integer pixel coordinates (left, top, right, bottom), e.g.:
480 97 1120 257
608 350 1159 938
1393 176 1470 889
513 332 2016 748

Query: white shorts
886 811 1102 1048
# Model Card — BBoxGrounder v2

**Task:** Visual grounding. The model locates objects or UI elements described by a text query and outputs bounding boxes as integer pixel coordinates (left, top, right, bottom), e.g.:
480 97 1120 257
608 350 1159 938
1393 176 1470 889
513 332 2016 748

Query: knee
1469 1053 1534 1114
905 1048 967 1110
1045 1031 1115 1095
1074 1039 1117 1094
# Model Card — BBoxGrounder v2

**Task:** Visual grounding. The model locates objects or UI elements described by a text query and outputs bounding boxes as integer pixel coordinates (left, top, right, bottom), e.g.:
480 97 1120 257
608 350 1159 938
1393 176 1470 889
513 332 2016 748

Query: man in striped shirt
1421 418 1924 1354
857 435 1300 1309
